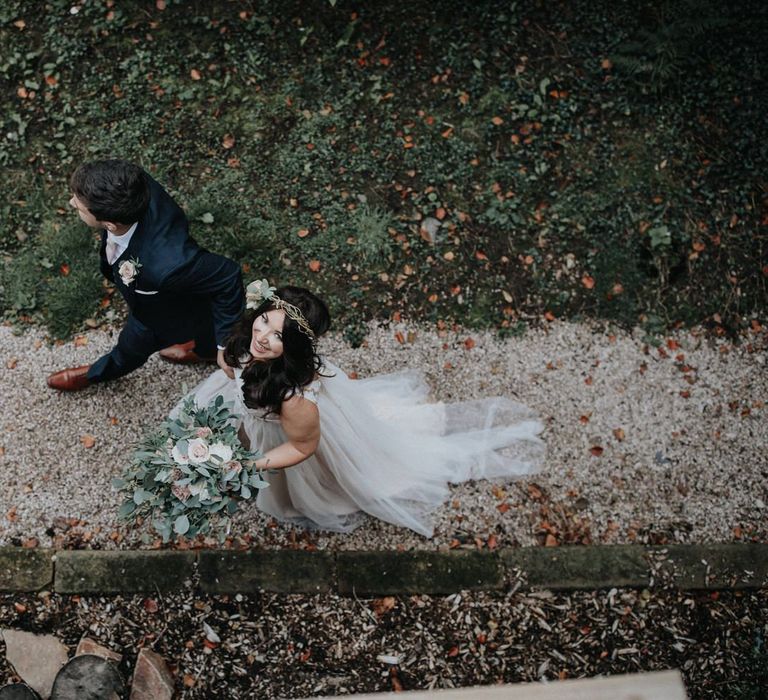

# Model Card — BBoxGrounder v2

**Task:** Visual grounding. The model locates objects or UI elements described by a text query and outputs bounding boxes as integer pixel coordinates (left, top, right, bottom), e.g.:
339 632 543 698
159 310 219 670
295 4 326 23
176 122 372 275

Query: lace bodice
301 381 320 405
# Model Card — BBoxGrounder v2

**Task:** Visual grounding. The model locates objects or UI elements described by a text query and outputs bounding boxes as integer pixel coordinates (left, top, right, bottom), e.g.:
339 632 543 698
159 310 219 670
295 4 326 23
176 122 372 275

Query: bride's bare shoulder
282 392 319 417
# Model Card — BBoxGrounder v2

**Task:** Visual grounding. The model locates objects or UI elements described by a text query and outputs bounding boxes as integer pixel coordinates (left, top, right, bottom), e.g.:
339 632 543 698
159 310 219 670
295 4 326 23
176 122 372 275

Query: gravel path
1 321 766 550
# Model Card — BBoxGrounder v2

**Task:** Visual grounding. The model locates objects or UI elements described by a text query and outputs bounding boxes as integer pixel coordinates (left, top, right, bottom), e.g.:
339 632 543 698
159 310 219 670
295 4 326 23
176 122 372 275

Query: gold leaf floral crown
245 279 316 342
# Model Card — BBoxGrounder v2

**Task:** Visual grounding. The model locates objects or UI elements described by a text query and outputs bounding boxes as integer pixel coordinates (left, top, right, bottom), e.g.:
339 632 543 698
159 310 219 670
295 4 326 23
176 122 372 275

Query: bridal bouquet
113 393 268 542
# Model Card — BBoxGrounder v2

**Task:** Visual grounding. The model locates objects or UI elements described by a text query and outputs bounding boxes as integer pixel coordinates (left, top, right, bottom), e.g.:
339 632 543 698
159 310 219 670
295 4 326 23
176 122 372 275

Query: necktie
106 239 120 265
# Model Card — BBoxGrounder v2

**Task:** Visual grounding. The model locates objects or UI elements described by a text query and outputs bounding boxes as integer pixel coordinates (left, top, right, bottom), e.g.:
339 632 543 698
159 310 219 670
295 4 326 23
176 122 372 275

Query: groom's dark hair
70 160 150 224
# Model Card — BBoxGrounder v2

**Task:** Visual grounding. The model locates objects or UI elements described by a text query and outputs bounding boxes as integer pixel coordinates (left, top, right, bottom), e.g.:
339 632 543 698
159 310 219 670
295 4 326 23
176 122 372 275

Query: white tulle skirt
183 360 544 537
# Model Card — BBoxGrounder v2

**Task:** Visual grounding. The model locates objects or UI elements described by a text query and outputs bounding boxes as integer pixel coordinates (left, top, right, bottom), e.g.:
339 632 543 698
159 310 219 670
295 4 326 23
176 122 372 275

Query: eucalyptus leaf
174 514 190 535
118 501 136 519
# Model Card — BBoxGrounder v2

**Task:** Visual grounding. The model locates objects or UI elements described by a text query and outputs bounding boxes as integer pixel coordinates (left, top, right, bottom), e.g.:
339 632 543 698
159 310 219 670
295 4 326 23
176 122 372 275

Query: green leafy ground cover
0 0 766 343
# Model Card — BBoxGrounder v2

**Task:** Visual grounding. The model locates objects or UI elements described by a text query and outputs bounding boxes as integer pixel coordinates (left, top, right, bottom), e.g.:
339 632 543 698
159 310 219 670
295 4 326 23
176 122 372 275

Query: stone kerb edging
0 544 765 595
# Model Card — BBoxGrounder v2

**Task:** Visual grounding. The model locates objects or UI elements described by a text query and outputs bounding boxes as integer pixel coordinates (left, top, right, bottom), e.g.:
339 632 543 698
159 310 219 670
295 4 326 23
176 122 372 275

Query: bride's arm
252 396 320 470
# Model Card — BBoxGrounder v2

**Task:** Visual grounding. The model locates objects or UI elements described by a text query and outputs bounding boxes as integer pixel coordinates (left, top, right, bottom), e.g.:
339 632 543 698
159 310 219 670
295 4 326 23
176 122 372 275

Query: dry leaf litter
0 583 765 698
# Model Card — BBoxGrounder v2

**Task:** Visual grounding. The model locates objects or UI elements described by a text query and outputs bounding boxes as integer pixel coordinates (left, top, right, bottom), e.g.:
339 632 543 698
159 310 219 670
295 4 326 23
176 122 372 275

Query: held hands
217 347 235 379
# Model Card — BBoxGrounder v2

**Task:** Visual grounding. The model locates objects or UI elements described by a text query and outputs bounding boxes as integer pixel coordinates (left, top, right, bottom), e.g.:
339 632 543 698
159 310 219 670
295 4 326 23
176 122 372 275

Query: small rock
0 683 42 700
574 497 590 511
202 622 220 644
376 654 400 665
130 648 174 700
1 630 68 699
75 638 123 664
50 655 123 700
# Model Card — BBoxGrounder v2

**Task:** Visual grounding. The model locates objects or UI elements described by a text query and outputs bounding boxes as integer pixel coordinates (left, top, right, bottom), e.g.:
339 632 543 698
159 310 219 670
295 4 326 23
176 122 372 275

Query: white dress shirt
106 222 138 263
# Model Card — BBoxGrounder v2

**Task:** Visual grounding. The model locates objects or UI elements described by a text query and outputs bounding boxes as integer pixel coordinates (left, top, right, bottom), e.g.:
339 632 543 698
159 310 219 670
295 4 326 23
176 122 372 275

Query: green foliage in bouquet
113 394 268 542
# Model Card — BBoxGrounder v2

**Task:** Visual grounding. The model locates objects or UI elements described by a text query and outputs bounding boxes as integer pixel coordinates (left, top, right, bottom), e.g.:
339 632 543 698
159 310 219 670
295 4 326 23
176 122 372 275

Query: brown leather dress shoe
159 341 215 364
47 365 91 391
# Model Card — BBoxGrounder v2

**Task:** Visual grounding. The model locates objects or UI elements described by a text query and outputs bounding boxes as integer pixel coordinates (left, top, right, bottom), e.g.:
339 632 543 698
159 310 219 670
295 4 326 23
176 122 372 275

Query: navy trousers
86 313 217 383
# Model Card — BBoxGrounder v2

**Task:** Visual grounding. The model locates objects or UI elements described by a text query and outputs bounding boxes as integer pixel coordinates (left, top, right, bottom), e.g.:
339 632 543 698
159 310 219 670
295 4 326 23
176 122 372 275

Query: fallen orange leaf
372 596 396 616
527 484 543 500
80 434 96 449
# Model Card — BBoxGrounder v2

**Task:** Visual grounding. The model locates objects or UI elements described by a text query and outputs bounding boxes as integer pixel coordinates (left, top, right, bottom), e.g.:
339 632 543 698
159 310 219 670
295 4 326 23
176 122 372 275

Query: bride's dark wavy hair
223 286 331 415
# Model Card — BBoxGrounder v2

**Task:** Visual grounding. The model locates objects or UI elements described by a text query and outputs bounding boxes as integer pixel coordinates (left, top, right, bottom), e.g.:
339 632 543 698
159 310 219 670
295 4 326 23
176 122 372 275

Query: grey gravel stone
49 655 123 700
0 684 41 700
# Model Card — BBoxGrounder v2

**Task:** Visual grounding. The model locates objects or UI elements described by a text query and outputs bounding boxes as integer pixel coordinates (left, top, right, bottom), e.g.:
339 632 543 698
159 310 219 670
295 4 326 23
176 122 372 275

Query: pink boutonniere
118 257 142 286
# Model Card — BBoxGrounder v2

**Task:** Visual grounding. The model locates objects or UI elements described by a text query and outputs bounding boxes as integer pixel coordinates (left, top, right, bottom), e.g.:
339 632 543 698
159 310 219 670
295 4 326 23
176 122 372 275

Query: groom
47 159 244 391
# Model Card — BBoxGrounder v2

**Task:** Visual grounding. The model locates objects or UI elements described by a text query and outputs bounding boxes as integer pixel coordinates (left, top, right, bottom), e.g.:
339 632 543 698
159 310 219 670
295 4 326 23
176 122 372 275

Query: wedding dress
184 360 544 536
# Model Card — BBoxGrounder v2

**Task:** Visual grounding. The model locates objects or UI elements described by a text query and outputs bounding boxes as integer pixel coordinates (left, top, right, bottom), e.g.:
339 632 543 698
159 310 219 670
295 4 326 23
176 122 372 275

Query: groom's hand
217 348 235 379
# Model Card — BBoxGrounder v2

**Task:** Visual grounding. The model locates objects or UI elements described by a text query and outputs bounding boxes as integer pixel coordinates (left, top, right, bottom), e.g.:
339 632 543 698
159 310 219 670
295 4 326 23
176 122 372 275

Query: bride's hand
217 348 235 379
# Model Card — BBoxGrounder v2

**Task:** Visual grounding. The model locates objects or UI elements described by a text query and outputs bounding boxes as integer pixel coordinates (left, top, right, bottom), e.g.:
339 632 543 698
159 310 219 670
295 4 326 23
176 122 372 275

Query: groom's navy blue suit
87 174 244 383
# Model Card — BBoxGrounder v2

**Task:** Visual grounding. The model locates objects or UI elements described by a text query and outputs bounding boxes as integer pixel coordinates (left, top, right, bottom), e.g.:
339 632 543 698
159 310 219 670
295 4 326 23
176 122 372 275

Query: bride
183 281 545 537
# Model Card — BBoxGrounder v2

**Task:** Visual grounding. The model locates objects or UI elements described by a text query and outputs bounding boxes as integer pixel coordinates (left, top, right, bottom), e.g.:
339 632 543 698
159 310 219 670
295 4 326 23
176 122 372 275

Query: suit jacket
99 174 244 348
